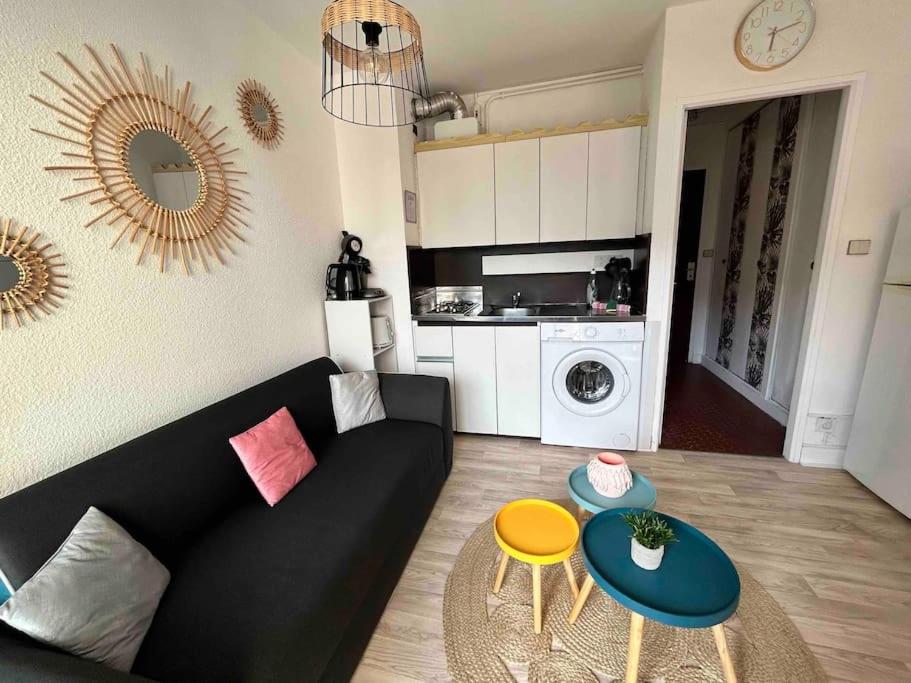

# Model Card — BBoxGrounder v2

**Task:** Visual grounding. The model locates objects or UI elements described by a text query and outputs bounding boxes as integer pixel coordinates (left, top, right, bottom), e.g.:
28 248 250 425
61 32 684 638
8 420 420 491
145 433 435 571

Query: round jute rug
443 514 826 682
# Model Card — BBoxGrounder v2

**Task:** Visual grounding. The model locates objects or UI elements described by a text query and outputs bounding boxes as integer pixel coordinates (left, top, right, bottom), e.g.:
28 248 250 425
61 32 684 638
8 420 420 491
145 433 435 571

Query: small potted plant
621 510 677 570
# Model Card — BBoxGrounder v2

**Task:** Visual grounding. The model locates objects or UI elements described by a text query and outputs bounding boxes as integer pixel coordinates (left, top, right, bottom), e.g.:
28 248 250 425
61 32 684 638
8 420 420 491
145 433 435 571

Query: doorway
660 90 843 457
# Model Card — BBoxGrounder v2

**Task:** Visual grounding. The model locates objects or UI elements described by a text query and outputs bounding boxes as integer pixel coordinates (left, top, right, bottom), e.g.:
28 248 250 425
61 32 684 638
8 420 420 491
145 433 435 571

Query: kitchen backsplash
408 235 650 311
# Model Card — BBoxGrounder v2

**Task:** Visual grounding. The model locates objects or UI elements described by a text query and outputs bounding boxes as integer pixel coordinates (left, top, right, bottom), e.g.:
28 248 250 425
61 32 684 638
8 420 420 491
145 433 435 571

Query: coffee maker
325 231 385 300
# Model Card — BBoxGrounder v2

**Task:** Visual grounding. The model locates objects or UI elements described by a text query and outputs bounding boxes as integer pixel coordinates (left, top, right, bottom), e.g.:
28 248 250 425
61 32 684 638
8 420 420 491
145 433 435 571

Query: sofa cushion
229 407 318 506
0 358 341 590
131 419 445 682
0 507 170 672
330 371 386 434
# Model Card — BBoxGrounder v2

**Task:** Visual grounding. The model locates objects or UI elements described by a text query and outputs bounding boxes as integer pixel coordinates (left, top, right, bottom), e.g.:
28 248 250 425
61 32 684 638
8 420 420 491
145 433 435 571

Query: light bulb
358 45 391 85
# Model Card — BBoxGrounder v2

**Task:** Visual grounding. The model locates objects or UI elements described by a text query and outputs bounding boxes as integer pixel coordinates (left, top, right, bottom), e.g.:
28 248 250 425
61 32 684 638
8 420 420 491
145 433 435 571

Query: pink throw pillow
229 407 316 506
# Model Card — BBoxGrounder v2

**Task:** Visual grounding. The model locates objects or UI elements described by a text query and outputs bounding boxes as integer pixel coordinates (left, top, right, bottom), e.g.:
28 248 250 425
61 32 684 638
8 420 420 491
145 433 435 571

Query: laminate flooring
353 435 911 682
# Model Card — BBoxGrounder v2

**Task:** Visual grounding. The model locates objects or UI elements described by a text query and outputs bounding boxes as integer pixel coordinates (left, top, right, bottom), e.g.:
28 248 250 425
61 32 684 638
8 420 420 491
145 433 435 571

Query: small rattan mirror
0 216 67 330
236 79 284 149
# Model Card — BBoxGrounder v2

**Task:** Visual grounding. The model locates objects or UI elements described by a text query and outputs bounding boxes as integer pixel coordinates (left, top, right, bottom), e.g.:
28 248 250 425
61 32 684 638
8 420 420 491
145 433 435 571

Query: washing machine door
552 348 630 417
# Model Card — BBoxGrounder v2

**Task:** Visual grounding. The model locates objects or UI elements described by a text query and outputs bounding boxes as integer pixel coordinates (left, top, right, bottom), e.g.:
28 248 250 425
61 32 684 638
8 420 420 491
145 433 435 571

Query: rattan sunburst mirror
0 216 67 330
31 44 249 275
236 79 284 149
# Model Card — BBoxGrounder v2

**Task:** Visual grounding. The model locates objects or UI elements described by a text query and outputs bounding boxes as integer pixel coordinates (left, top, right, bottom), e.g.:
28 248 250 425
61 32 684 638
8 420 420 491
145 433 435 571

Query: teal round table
568 508 741 683
567 465 657 521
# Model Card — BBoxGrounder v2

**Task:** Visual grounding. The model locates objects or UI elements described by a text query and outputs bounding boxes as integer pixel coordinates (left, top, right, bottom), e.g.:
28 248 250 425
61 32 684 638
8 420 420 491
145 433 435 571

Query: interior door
668 170 706 366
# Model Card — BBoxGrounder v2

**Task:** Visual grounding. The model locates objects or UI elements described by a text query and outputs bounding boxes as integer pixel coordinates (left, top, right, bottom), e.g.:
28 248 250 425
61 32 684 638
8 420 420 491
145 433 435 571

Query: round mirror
127 129 201 211
252 102 271 124
0 254 22 292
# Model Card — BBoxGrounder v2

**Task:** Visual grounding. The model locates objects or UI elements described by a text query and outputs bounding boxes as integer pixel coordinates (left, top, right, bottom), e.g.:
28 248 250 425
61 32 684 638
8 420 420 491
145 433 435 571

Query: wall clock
735 0 816 71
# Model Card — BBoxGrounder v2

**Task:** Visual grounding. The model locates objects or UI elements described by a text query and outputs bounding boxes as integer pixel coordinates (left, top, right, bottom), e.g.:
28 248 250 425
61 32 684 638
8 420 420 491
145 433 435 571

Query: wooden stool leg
712 624 738 683
625 611 645 683
493 552 509 594
562 558 579 598
532 564 542 634
568 574 595 624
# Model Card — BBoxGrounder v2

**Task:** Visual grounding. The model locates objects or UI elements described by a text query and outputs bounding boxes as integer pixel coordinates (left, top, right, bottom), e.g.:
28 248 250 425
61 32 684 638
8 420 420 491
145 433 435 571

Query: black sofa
0 357 452 682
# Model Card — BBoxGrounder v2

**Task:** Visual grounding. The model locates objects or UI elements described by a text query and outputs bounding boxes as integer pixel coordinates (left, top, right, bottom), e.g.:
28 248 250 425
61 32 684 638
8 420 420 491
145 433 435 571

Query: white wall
461 71 643 135
642 0 911 465
333 122 417 374
0 0 343 496
682 121 727 362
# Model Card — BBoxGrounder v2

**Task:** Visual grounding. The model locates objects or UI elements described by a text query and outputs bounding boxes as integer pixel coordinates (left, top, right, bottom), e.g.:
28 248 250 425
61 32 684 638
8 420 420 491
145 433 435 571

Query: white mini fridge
844 207 911 518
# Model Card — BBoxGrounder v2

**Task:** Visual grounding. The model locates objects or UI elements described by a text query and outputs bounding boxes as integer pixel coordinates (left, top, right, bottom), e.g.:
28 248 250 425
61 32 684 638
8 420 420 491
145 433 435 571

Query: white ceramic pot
630 537 664 570
586 452 633 498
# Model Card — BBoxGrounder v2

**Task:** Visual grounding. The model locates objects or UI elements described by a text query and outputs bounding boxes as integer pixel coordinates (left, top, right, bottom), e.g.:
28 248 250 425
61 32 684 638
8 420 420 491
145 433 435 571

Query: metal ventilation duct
412 91 468 120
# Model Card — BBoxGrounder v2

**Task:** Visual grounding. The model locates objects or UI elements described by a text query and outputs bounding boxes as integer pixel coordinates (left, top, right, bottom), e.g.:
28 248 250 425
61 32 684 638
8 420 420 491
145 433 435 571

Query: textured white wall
0 0 343 496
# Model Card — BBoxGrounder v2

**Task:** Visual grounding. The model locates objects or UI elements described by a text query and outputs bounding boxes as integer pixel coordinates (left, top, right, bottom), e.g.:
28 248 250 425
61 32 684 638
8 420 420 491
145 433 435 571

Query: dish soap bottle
586 268 599 307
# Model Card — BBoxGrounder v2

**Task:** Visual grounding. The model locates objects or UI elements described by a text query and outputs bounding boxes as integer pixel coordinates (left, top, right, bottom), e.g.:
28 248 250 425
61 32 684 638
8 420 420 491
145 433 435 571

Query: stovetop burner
428 300 478 315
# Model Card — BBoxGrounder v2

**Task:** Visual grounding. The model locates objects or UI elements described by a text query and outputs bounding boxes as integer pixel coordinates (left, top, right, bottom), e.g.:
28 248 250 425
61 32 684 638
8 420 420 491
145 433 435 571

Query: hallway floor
660 362 786 456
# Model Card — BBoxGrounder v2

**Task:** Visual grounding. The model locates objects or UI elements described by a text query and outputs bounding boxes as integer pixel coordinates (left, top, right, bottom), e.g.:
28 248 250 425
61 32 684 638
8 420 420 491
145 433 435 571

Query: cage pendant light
321 0 430 127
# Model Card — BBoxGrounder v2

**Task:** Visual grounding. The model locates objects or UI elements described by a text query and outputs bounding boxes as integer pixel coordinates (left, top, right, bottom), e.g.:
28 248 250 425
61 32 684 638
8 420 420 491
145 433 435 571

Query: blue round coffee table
568 508 740 683
567 465 657 521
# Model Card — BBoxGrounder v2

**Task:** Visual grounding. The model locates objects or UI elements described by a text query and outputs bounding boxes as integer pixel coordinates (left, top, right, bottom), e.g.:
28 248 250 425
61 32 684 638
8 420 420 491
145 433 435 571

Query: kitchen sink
487 306 540 317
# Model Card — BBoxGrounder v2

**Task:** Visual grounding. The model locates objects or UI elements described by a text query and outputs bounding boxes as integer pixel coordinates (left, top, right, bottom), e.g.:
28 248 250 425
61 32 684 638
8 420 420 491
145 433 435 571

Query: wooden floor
353 435 911 682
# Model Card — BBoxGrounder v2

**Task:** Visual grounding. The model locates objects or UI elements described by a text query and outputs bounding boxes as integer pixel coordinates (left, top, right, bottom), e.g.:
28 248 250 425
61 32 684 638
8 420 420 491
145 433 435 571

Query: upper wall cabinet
540 133 589 243
494 139 540 245
586 126 640 240
417 145 495 248
415 118 646 248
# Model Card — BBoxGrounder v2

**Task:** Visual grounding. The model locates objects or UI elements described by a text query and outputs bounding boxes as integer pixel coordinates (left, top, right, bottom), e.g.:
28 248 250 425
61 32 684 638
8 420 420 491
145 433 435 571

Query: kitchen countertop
413 305 645 325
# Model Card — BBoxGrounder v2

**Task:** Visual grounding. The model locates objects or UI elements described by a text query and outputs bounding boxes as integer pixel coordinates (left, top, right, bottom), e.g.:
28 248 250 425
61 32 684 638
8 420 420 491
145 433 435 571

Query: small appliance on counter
325 231 386 300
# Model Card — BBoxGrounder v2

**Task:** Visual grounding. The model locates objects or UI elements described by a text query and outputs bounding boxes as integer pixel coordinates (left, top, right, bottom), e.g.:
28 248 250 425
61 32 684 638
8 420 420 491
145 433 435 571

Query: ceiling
260 0 703 94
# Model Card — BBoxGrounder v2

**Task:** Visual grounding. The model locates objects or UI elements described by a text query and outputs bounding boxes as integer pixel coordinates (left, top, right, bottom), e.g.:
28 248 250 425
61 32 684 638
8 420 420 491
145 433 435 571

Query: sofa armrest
379 373 453 475
0 626 148 681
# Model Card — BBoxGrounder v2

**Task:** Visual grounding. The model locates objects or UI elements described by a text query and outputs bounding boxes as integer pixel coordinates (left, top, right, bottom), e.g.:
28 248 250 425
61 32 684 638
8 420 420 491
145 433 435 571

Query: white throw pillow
330 371 387 434
0 506 170 671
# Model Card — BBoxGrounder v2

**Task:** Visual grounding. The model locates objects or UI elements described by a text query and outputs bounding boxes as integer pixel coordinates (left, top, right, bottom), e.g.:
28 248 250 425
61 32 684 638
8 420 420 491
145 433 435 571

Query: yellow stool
492 499 580 634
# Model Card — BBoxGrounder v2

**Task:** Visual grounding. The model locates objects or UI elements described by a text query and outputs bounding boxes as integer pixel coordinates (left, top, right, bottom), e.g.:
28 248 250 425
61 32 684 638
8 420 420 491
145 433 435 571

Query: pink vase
586 452 633 498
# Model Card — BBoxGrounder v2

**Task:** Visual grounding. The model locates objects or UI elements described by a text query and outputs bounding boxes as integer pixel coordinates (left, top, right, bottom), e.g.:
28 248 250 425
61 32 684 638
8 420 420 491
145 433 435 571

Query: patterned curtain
716 111 760 368
745 96 801 388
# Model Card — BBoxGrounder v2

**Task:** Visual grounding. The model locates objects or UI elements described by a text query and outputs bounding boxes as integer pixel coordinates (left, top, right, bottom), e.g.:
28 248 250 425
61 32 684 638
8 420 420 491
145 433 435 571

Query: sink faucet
512 291 521 308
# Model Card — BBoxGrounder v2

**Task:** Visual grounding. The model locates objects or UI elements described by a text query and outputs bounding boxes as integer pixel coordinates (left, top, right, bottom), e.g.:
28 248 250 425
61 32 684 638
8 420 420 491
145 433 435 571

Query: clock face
736 0 816 71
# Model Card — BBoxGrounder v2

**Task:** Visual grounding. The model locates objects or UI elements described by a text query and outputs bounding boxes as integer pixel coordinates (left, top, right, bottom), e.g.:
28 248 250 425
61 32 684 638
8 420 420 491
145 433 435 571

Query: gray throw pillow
0 506 170 671
330 371 387 434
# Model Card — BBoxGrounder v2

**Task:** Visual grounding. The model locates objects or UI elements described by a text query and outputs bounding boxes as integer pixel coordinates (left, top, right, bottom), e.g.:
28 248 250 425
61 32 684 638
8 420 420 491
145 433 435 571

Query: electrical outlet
803 414 853 448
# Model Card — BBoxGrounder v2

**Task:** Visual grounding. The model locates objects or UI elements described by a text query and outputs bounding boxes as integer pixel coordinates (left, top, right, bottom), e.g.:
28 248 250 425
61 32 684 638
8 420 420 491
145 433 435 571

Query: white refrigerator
844 207 911 518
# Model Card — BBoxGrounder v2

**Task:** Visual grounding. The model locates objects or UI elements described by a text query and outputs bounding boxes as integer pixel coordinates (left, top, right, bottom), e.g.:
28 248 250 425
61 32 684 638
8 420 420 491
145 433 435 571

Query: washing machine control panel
540 322 644 343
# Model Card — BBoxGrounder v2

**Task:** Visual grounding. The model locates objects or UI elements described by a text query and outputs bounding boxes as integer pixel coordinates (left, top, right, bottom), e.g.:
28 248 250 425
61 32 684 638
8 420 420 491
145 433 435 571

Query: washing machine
541 322 643 450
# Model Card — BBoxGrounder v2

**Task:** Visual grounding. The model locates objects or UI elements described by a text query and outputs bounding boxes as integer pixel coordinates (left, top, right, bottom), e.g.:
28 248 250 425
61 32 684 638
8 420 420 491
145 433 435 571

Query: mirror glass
127 129 200 211
252 102 271 124
0 255 21 293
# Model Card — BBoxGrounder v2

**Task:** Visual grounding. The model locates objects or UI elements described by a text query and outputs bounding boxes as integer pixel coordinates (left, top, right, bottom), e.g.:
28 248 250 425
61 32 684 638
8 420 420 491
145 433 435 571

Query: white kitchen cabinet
452 326 498 434
495 326 540 437
495 139 539 245
540 133 589 243
412 321 453 358
586 126 640 239
415 360 456 426
417 145 495 248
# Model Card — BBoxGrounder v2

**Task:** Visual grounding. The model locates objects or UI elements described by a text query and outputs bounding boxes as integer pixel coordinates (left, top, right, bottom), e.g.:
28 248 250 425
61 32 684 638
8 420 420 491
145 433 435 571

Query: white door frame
655 72 866 463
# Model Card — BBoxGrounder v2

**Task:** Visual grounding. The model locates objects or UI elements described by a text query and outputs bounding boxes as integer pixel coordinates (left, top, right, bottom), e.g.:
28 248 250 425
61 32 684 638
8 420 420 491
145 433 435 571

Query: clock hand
768 26 779 51
776 21 803 32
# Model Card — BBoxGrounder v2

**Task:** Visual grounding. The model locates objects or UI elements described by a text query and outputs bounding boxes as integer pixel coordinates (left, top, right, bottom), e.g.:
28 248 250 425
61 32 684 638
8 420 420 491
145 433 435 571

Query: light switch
847 239 871 255
702 249 714 258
